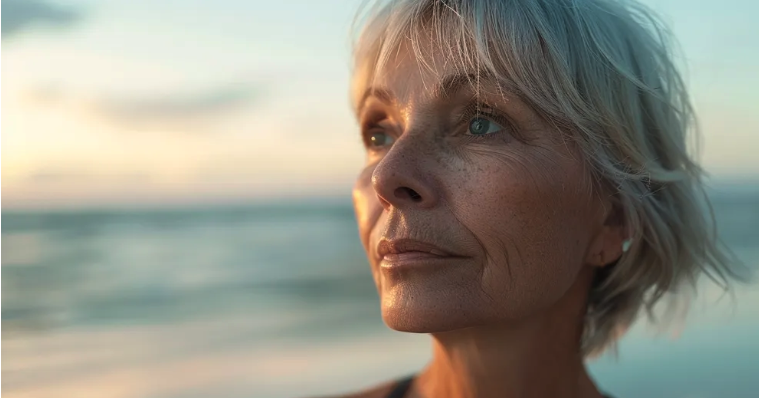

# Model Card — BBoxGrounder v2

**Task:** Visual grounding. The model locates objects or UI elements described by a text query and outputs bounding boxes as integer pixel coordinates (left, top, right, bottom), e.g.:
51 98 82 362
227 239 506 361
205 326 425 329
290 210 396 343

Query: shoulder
303 379 399 398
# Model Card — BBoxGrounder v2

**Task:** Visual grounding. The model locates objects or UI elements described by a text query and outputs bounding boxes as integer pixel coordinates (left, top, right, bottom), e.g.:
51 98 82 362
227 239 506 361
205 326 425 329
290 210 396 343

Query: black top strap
385 375 415 398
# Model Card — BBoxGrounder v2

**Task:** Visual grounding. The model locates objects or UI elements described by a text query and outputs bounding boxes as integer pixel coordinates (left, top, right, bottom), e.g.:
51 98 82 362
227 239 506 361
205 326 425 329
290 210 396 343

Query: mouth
377 238 467 269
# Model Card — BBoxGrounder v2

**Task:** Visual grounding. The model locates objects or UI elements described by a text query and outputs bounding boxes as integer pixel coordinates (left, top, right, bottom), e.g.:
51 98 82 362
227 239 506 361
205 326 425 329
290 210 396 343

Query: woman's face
352 46 624 332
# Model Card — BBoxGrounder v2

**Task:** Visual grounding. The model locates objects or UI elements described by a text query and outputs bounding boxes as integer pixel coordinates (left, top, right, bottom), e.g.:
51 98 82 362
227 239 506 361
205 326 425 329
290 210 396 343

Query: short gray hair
350 0 747 356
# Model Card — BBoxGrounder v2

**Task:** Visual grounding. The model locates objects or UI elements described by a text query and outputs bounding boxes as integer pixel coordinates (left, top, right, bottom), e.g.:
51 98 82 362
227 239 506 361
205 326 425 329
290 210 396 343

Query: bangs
351 0 583 123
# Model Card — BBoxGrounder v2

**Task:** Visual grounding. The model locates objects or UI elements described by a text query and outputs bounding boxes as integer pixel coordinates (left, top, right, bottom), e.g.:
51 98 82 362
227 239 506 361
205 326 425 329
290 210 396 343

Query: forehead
356 42 509 112
375 42 459 101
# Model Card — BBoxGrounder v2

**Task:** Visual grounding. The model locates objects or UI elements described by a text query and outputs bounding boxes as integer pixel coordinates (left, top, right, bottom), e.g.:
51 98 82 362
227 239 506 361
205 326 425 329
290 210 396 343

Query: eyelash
459 102 515 142
359 102 517 149
360 125 391 150
359 109 391 150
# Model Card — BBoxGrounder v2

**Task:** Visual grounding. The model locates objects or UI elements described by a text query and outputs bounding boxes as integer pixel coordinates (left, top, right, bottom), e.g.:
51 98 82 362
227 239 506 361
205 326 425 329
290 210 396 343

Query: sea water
3 189 758 398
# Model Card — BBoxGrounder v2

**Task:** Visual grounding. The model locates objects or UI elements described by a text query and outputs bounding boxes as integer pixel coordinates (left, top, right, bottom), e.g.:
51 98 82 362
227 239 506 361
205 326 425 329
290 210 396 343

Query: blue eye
468 117 503 135
368 132 395 148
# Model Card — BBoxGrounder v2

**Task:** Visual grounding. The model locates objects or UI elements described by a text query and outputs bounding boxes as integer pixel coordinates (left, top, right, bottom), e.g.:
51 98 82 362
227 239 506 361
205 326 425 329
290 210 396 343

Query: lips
377 238 463 260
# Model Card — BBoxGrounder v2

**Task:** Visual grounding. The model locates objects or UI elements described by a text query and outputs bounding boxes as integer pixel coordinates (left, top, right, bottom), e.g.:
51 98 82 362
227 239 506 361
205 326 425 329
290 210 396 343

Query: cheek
353 166 385 290
451 147 594 311
352 165 382 256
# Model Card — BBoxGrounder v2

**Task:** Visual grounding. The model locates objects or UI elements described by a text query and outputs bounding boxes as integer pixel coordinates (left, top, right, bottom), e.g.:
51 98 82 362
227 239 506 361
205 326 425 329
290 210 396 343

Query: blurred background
2 0 758 397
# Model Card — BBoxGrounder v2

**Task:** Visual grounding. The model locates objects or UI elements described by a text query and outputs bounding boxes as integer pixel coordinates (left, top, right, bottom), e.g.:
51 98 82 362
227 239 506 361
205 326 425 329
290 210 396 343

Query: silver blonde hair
350 0 747 356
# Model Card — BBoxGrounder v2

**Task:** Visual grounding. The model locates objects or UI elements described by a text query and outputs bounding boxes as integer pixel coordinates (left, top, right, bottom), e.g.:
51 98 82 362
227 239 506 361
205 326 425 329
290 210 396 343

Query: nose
371 138 439 210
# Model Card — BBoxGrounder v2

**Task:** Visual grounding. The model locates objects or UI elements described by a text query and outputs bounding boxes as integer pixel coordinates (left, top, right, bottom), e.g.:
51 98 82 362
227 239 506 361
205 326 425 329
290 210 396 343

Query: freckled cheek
472 164 591 272
450 161 522 211
452 160 570 245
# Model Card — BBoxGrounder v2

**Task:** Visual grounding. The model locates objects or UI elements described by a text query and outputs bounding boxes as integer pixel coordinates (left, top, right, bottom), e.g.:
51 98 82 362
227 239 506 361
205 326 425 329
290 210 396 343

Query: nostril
394 187 423 202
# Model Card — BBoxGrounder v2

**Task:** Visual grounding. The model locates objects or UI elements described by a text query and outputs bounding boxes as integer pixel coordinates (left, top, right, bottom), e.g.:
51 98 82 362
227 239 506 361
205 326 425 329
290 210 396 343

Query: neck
415 267 604 398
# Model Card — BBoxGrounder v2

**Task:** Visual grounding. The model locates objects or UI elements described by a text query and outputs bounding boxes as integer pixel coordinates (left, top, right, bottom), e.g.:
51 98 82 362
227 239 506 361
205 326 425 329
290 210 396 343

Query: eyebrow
357 87 395 113
357 71 498 113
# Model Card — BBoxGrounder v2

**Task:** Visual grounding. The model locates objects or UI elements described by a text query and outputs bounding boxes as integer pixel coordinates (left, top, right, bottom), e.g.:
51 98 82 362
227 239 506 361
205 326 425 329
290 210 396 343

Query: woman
341 0 744 397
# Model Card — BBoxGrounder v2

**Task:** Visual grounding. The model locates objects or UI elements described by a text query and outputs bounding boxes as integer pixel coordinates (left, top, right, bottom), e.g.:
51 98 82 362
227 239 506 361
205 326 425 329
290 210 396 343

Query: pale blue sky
3 0 758 208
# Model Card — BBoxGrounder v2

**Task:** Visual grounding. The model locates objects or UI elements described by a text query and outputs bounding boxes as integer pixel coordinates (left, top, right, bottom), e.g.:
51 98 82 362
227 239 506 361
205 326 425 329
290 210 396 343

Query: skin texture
343 43 626 398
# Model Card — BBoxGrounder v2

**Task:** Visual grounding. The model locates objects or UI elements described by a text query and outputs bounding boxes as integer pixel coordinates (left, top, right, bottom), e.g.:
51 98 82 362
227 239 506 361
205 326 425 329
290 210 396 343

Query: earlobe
586 233 625 267
585 200 628 267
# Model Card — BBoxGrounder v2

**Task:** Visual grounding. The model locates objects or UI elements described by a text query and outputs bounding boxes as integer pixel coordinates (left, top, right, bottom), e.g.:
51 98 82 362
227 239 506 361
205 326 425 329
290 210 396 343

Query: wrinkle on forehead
359 67 519 117
355 39 508 112
375 34 552 107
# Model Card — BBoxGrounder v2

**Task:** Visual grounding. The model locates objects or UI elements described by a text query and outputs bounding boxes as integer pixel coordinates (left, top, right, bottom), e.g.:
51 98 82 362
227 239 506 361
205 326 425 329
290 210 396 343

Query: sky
2 0 758 209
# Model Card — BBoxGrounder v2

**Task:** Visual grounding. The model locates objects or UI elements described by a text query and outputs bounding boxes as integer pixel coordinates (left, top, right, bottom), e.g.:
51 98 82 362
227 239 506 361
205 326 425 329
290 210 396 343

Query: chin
378 280 494 333
382 305 476 333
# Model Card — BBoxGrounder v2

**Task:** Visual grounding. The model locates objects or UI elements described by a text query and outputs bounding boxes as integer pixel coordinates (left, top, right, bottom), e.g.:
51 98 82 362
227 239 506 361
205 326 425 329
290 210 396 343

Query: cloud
23 82 263 133
23 85 66 105
24 171 151 184
93 83 262 131
2 0 83 39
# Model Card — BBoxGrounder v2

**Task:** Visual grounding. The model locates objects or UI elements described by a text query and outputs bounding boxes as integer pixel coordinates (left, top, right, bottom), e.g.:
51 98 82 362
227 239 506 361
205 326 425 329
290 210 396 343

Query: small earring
622 239 633 253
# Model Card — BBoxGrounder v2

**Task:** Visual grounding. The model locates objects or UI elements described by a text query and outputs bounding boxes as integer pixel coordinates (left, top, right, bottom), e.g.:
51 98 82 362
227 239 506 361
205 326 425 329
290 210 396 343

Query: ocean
2 189 758 398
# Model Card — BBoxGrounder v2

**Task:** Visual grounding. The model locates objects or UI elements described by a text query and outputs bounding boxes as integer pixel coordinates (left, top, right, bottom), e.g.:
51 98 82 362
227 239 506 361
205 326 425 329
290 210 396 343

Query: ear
585 198 628 268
